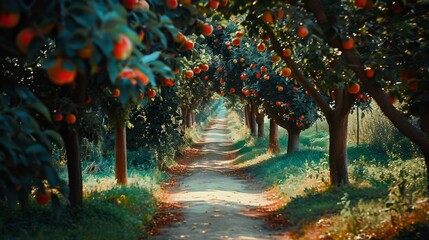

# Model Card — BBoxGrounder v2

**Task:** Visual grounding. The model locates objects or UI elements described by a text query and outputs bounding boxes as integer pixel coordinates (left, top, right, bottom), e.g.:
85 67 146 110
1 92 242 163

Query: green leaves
0 87 67 207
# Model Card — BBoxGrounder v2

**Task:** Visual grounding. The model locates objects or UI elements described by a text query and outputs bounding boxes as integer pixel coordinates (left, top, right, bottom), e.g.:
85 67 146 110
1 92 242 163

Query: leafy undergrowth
227 111 429 239
0 171 162 240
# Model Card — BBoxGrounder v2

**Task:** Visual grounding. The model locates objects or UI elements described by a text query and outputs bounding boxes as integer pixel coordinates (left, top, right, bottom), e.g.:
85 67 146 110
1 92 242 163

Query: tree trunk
249 104 257 136
327 114 350 187
182 107 188 128
186 108 192 128
61 74 87 207
287 126 301 154
192 109 196 126
244 105 250 127
115 120 127 185
62 127 83 207
256 111 265 138
268 119 280 153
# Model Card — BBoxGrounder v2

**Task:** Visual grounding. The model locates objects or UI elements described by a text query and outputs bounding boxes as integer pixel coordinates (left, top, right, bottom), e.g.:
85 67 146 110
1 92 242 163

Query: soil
150 108 287 240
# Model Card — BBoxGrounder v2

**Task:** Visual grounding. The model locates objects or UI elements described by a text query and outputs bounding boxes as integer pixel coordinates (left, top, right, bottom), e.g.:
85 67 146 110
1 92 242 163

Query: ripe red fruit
35 190 51 206
201 23 213 36
236 31 244 38
112 88 121 97
277 8 284 20
257 42 266 52
166 0 178 9
134 68 150 85
296 122 304 128
47 58 77 85
366 69 375 78
209 0 219 9
0 12 20 28
240 73 247 80
220 0 228 7
112 34 133 60
276 101 282 107
193 67 201 74
271 55 280 63
66 113 77 125
121 0 138 9
200 64 209 72
263 74 270 80
297 26 309 38
229 87 235 93
262 11 274 23
277 86 284 92
53 113 63 122
348 83 360 94
185 70 194 78
355 0 366 7
148 88 156 98
342 38 354 50
185 40 194 50
16 27 39 53
163 78 175 87
120 67 136 79
232 38 241 47
280 67 292 77
282 48 292 57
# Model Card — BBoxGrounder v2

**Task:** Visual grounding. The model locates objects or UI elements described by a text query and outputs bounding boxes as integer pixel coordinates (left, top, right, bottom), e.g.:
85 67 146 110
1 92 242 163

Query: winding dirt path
152 108 285 240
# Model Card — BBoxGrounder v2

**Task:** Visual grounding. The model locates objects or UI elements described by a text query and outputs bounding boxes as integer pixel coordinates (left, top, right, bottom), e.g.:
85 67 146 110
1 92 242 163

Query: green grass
0 169 162 240
228 113 429 239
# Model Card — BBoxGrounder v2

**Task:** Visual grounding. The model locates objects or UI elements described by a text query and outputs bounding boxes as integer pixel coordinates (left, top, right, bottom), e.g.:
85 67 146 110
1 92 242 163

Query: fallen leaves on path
146 201 184 237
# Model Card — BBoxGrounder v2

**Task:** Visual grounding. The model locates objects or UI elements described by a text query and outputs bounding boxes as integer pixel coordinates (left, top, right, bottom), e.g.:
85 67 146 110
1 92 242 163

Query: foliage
0 85 67 207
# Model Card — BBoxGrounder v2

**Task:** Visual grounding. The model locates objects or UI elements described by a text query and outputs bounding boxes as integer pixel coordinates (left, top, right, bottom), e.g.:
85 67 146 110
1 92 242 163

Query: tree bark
244 105 250 128
251 101 265 138
327 113 350 187
186 108 192 128
268 119 280 153
249 104 257 136
192 109 196 126
182 107 188 128
115 120 127 185
61 127 83 207
62 74 87 207
256 112 265 138
287 126 301 154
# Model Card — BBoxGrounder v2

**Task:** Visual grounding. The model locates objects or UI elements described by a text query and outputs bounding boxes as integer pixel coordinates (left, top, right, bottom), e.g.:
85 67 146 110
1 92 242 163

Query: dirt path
152 108 285 240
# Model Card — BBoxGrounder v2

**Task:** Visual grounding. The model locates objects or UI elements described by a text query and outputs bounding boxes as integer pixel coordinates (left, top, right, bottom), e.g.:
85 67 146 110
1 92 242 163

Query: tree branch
260 21 332 116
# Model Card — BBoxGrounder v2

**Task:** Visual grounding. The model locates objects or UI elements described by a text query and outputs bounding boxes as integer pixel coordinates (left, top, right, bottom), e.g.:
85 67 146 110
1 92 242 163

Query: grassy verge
227 110 429 239
0 169 162 240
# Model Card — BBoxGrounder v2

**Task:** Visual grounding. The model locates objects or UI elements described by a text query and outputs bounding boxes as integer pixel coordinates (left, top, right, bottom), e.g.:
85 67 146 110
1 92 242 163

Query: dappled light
1 0 428 239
